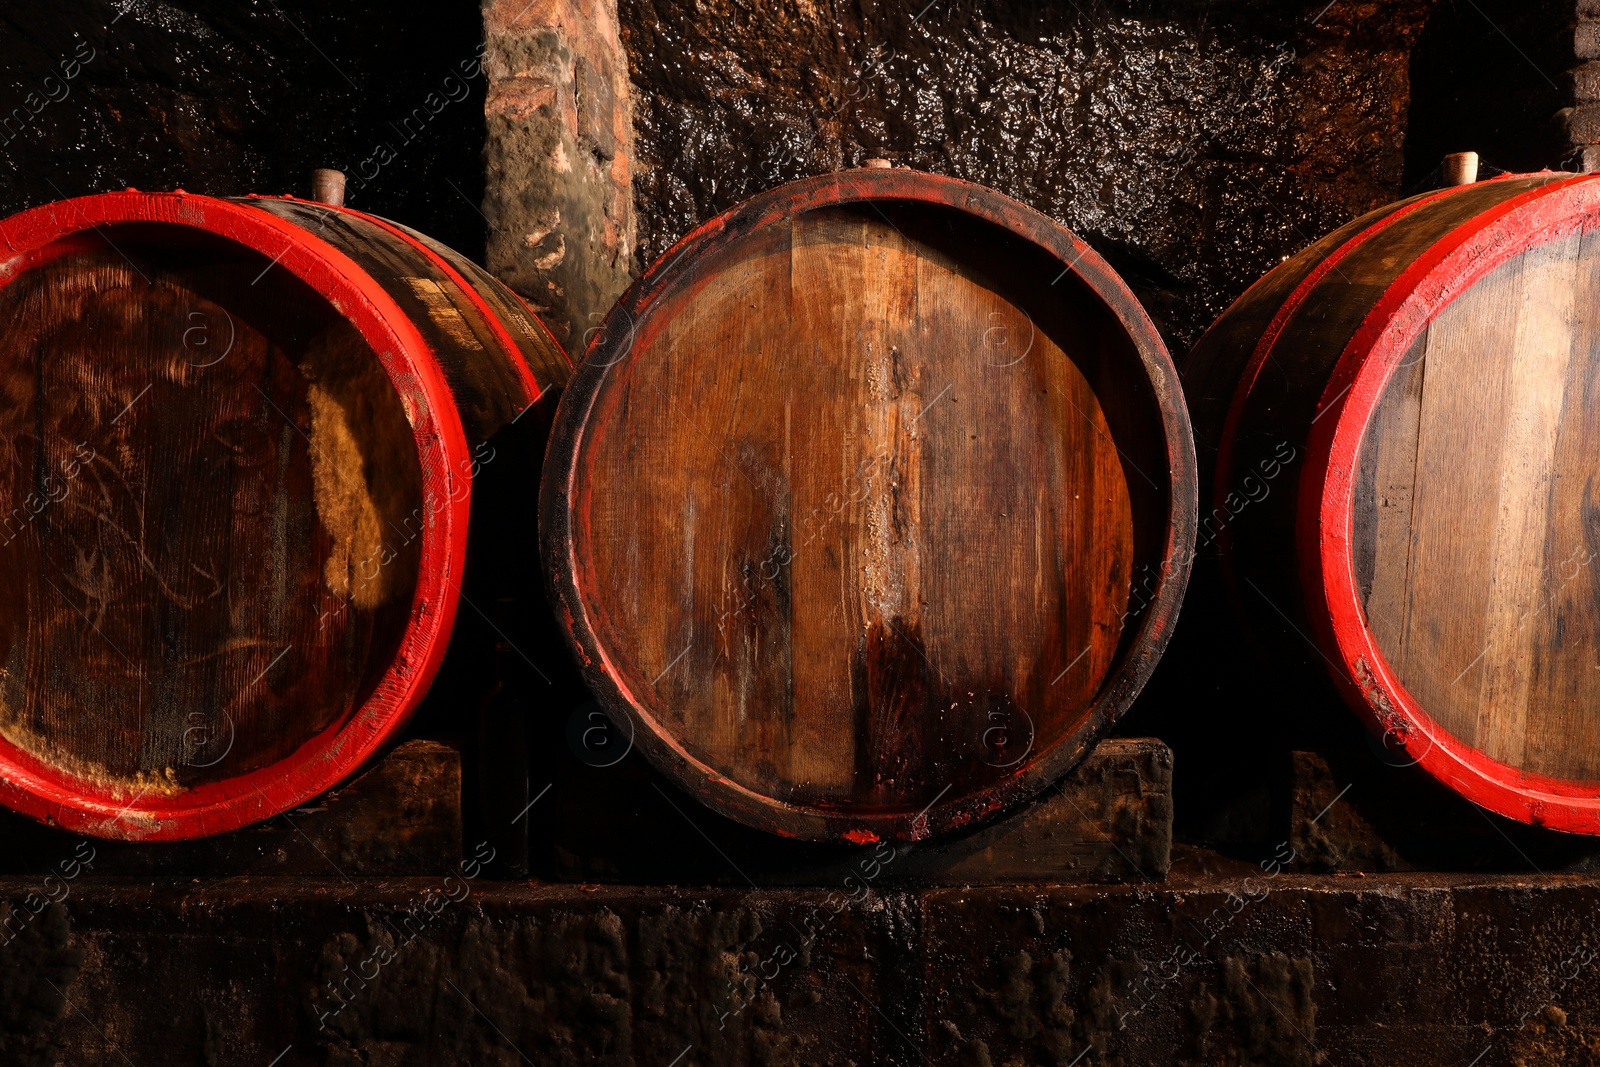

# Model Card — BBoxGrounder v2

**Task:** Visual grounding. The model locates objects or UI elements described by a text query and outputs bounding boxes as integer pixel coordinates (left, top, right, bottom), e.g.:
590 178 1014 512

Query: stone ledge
1 870 1598 1065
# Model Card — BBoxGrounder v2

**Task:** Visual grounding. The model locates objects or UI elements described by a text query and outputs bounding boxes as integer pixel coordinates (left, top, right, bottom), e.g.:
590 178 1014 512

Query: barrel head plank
0 238 420 792
546 170 1195 841
0 190 567 840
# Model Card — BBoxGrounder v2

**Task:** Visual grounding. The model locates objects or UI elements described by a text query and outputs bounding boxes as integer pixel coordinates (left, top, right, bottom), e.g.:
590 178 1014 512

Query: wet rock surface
620 0 1571 352
0 0 1573 349
0 1 489 260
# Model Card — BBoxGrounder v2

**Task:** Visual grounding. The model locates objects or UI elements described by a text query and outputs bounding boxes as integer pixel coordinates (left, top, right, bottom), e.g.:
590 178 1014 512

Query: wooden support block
1287 748 1600 873
1288 749 1407 872
264 739 463 876
850 738 1171 885
538 738 1172 885
0 739 463 877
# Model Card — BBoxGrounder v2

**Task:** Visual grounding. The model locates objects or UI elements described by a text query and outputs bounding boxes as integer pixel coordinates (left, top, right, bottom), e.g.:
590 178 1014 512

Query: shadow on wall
0 0 490 261
1404 0 1576 188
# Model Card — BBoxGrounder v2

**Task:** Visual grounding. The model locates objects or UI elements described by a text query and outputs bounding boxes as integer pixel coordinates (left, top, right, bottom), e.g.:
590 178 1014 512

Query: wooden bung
1443 151 1479 187
541 168 1197 842
309 167 347 207
0 190 568 839
1184 170 1600 833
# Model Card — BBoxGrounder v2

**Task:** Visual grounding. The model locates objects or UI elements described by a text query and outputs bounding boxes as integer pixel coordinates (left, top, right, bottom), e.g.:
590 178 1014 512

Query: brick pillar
1569 0 1600 169
482 0 635 361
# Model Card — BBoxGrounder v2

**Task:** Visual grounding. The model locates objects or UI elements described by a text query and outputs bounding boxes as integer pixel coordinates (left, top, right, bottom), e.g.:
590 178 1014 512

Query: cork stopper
309 168 347 206
1442 152 1479 187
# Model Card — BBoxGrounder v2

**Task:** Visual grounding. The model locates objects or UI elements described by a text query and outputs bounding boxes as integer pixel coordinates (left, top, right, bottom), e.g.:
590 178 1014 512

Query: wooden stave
1180 181 1545 682
0 190 568 840
241 197 570 437
1186 171 1600 833
540 167 1198 843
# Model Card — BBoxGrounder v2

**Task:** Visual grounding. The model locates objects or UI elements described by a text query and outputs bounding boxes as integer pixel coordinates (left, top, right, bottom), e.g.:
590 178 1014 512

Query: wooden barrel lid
1192 171 1600 832
0 191 546 839
1320 174 1600 830
542 169 1196 841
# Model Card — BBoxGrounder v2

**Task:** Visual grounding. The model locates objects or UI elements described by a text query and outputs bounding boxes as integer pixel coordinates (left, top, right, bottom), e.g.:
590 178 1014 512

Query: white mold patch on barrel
0 710 187 798
300 321 424 611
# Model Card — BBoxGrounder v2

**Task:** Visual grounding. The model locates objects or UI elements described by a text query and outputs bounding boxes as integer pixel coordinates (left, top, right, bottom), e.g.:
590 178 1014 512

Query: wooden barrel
1186 170 1600 833
541 169 1196 842
0 190 568 839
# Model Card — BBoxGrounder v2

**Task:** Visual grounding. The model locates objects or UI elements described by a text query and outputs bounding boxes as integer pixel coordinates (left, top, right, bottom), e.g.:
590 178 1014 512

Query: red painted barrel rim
1203 176 1539 673
0 191 470 840
543 167 1198 842
1208 182 1474 565
1303 172 1600 833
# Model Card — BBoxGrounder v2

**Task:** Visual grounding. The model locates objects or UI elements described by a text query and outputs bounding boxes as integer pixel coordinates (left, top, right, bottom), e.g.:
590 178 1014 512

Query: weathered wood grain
544 170 1195 841
1358 229 1600 781
0 191 570 840
577 207 1135 811
1187 169 1600 831
0 238 418 790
